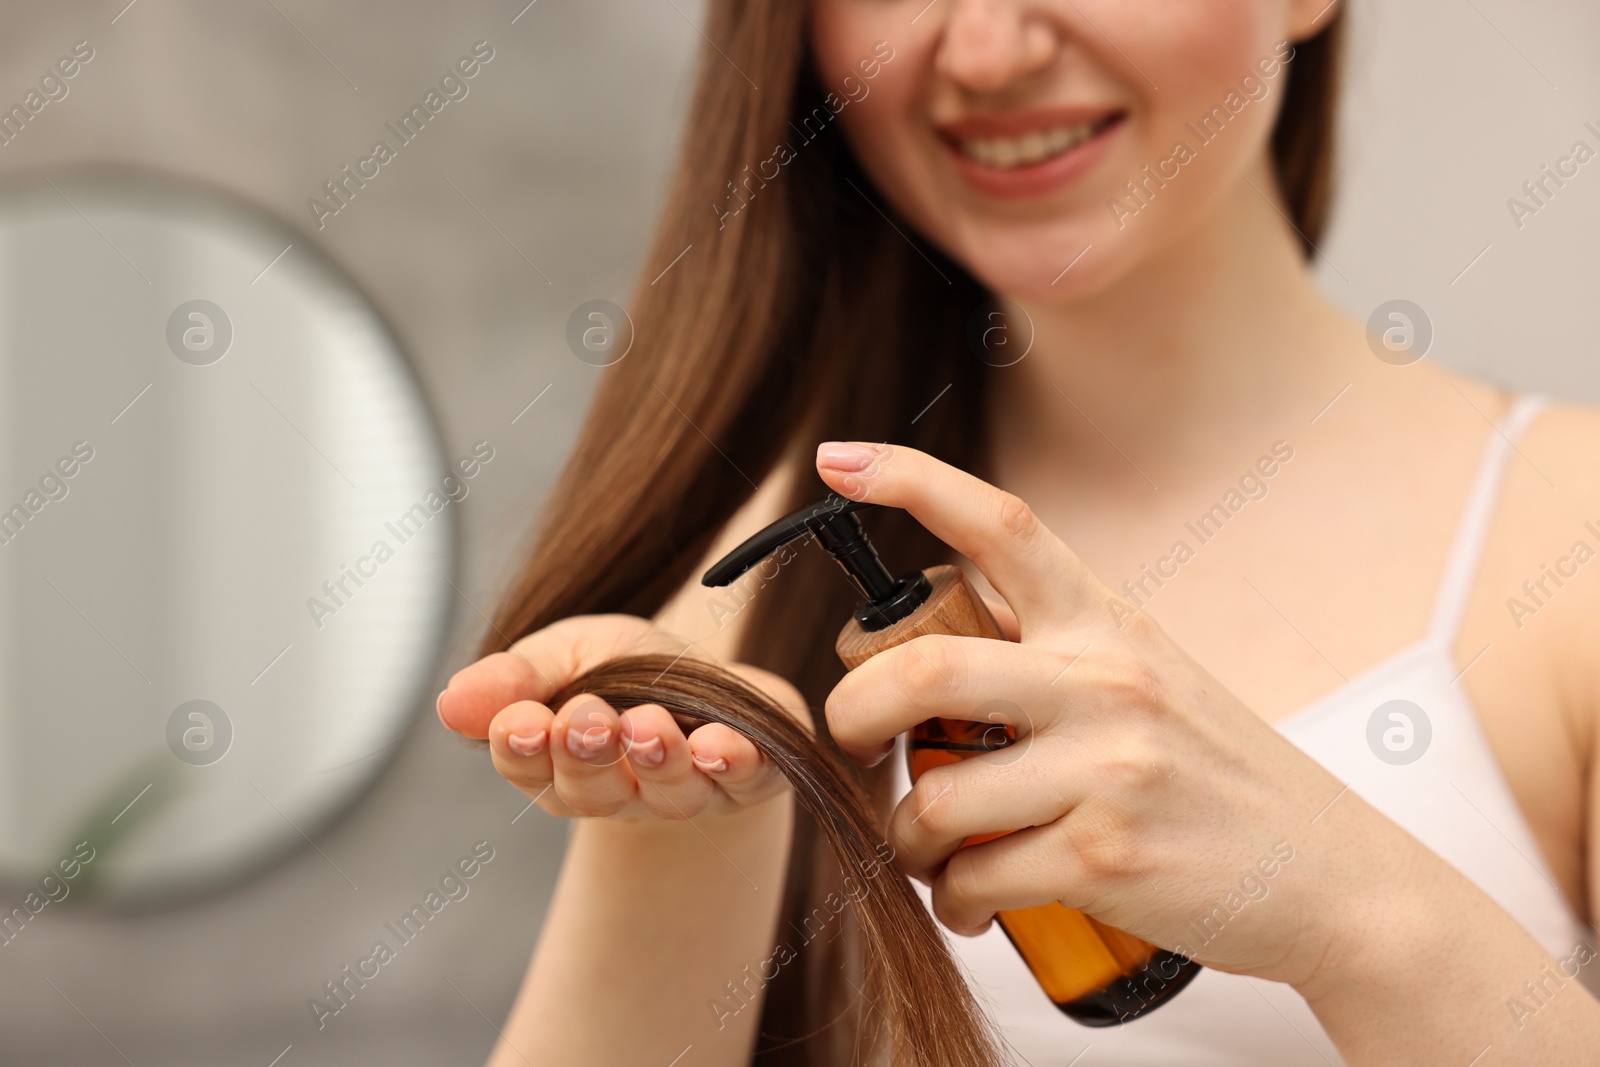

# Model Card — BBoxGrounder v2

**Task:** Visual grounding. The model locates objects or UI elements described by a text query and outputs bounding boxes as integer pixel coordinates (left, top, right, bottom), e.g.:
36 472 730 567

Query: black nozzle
701 491 931 632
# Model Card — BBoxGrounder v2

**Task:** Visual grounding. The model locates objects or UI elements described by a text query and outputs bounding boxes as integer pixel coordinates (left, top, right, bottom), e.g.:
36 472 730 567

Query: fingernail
507 730 547 757
816 442 878 473
628 735 666 767
435 690 449 726
567 723 612 757
863 741 894 768
692 754 729 775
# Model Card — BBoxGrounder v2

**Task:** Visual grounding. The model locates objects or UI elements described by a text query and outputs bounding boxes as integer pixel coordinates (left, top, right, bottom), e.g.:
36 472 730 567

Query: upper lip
933 107 1125 143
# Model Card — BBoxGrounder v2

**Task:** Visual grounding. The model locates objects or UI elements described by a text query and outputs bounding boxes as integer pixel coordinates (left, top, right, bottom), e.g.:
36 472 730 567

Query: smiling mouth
951 113 1125 170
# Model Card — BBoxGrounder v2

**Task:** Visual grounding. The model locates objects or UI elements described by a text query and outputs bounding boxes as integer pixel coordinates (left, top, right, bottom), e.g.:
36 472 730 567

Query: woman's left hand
815 440 1425 991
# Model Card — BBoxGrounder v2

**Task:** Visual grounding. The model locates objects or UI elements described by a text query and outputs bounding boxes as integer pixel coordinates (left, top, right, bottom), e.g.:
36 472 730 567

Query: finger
439 650 545 739
889 747 1078 883
487 700 574 815
826 633 1063 765
550 694 639 817
438 615 665 738
931 810 1121 935
618 704 714 819
686 722 785 805
815 442 1102 631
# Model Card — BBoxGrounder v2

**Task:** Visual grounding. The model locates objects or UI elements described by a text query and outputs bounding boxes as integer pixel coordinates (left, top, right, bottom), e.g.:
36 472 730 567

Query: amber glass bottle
839 566 1201 1026
703 495 1200 1025
907 716 1199 1024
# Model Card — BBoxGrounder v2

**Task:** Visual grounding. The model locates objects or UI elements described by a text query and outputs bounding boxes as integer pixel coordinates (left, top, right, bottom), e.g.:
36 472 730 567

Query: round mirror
0 170 455 906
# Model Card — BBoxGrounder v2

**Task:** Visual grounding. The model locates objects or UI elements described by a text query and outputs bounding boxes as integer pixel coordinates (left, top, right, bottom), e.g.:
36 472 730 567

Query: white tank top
891 395 1589 1065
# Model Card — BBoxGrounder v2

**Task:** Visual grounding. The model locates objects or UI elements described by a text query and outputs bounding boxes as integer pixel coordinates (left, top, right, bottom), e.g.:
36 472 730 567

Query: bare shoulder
1469 398 1600 701
653 455 802 664
1492 398 1600 624
1518 398 1600 493
1456 397 1600 910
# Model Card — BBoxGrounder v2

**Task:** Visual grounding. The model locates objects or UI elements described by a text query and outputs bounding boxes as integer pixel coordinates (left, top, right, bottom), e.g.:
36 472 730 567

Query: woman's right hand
436 614 807 824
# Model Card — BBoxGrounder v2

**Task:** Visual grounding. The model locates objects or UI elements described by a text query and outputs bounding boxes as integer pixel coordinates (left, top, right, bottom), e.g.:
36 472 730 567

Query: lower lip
942 118 1123 200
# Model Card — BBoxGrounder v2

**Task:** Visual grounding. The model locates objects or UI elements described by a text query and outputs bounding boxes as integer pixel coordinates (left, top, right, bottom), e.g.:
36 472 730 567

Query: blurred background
0 0 1595 1063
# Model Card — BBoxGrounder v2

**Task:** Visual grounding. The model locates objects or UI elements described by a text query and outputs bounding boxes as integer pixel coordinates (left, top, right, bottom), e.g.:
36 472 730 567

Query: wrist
1265 787 1450 1001
1291 841 1456 1007
1280 799 1597 1064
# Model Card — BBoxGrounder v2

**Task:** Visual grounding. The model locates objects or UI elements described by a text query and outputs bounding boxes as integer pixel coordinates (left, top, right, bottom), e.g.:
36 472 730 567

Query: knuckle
941 848 986 914
493 748 551 792
641 791 696 821
1100 721 1171 790
906 767 958 838
996 491 1041 546
1062 801 1139 881
1042 646 1086 690
553 780 625 819
498 764 549 792
1096 648 1164 713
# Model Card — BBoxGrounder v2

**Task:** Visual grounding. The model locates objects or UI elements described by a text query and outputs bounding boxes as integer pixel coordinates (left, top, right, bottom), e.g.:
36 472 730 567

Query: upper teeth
959 123 1096 168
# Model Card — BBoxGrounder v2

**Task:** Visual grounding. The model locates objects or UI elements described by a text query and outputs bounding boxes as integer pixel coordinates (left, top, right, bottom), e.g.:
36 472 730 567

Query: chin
943 213 1148 304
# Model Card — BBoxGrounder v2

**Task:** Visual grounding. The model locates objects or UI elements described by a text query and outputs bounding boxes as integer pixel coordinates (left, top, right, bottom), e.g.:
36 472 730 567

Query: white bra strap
1428 394 1549 644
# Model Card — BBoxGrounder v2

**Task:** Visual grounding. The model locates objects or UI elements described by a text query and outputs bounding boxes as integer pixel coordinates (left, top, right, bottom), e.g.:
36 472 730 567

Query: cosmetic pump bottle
704 491 1200 1026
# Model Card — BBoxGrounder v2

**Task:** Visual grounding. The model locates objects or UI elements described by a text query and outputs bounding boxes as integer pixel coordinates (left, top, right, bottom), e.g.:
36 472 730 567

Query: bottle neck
854 571 933 633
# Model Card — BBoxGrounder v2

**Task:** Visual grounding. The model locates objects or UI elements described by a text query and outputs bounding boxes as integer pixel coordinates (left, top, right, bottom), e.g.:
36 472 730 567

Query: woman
438 0 1600 1063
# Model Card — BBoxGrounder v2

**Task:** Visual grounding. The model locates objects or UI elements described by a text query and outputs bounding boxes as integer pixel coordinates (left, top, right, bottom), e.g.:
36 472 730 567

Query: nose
934 0 1059 94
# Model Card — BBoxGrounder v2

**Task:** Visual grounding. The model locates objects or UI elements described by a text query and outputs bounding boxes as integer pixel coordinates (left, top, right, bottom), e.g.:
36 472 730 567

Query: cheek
810 1 920 131
1124 1 1281 136
809 0 902 88
811 2 936 210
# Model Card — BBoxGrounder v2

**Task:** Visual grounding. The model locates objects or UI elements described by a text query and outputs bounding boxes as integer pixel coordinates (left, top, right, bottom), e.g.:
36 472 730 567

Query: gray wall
0 2 699 1065
0 0 1595 1064
1323 1 1600 397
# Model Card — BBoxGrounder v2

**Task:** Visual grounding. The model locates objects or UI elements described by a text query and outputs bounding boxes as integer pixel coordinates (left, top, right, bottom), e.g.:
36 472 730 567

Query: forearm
489 795 794 1067
1294 799 1600 1064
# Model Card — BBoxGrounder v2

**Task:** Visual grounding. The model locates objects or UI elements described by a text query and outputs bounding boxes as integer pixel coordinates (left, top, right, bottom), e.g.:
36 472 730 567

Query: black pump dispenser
701 489 1203 1026
702 492 932 632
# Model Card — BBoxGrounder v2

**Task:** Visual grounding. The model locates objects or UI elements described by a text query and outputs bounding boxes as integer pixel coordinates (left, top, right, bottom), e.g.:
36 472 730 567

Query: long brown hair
482 6 1344 1063
547 655 1006 1066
